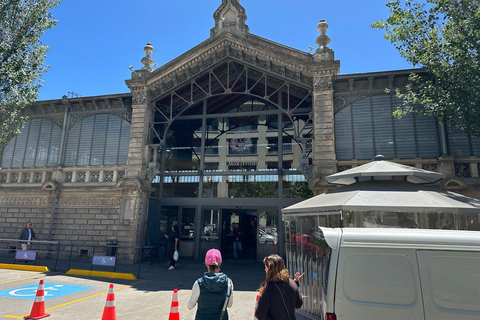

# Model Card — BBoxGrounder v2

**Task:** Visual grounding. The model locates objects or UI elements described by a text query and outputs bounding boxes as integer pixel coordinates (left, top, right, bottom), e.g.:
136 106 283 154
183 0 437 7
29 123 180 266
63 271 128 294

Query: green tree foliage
373 0 480 135
230 182 277 198
284 181 314 198
0 0 60 152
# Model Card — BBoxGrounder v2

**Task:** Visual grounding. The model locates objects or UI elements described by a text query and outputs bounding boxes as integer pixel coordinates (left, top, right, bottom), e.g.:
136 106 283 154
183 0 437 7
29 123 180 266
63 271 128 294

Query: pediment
127 32 338 98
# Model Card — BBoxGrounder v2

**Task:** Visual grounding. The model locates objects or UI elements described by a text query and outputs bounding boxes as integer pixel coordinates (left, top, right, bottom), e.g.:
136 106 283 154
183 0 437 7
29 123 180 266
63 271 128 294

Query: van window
343 253 417 306
425 254 480 312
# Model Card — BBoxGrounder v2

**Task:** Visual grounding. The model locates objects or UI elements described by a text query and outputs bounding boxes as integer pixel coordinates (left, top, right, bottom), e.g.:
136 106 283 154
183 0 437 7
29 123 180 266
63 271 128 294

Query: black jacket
255 279 302 320
19 227 36 241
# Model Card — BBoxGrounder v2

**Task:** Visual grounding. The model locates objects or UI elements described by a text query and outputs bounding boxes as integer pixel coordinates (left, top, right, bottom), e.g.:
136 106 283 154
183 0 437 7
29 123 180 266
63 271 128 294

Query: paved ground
0 258 267 320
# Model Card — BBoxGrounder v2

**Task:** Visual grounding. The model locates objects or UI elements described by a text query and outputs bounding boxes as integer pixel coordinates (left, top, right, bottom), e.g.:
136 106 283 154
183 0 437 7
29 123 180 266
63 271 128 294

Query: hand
294 272 304 282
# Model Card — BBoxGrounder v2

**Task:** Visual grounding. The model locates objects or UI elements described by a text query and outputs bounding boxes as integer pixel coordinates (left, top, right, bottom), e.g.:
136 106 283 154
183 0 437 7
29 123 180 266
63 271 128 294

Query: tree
0 0 60 152
373 0 480 136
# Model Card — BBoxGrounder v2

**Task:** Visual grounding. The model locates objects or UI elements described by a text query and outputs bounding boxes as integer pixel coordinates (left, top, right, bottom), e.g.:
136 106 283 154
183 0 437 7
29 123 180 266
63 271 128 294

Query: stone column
126 89 151 180
309 20 340 195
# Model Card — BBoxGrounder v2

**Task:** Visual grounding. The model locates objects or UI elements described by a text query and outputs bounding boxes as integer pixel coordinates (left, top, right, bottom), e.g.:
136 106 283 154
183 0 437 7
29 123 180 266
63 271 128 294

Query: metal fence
0 239 160 278
0 238 61 271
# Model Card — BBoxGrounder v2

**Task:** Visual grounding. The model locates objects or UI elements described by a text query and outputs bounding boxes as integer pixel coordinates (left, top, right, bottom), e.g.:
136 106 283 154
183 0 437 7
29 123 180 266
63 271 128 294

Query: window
64 114 130 167
1 119 62 168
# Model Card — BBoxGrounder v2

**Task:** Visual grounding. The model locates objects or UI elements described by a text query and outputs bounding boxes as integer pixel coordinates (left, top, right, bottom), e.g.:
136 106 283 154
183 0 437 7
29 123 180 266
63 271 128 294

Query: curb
0 263 50 273
66 269 137 280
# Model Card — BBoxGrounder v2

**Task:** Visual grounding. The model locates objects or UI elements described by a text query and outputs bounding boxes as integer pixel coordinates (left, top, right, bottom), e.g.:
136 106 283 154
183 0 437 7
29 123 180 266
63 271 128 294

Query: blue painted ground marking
0 282 94 301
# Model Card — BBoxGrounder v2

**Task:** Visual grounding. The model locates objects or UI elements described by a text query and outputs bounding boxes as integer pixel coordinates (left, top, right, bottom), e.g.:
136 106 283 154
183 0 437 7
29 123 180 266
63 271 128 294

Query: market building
1 0 479 262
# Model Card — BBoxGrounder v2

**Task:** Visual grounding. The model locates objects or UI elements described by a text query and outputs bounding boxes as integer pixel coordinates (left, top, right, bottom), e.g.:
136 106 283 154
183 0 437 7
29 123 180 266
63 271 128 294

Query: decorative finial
314 20 334 61
211 0 249 38
141 43 155 72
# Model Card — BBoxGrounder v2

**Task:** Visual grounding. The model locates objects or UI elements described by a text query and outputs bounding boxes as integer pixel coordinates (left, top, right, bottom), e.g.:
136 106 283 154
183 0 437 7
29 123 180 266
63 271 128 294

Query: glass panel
164 119 202 172
285 215 331 317
162 175 199 197
199 209 221 259
42 121 56 167
362 212 419 228
159 206 178 245
458 213 480 231
77 117 94 166
90 115 107 165
201 176 223 198
228 177 278 198
424 212 456 229
23 119 41 167
394 113 416 158
372 96 395 158
352 98 374 160
179 207 196 257
1 135 16 168
12 121 30 168
283 178 313 199
201 210 220 242
448 128 471 157
415 115 440 158
335 105 354 160
258 211 278 245
117 119 130 165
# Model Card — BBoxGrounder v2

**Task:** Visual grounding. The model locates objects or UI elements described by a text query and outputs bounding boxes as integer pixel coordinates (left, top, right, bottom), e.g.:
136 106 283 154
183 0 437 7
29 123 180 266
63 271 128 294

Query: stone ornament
141 43 156 72
211 0 249 38
0 198 48 206
315 76 333 91
314 19 334 61
132 92 147 105
59 198 121 206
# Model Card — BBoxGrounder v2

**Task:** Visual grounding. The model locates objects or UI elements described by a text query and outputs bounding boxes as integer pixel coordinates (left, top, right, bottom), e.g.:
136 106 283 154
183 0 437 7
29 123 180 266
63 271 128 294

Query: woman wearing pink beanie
188 249 234 320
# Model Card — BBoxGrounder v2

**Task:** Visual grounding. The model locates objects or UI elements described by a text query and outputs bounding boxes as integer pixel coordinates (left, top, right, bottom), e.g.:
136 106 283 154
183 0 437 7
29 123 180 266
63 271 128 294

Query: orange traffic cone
253 294 259 320
24 279 50 319
101 284 116 320
168 289 180 320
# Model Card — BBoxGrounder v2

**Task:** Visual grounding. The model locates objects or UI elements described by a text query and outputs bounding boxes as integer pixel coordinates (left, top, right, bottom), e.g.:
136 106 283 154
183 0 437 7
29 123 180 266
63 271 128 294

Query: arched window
1 119 62 168
64 114 130 167
335 95 440 160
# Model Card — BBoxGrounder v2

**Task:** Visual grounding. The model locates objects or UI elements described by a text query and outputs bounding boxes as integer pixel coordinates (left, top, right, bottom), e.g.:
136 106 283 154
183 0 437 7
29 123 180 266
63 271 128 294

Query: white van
318 227 480 320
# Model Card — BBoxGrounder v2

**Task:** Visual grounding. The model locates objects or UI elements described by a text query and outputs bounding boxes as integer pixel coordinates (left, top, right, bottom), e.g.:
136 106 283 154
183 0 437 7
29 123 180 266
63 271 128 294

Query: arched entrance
147 59 315 260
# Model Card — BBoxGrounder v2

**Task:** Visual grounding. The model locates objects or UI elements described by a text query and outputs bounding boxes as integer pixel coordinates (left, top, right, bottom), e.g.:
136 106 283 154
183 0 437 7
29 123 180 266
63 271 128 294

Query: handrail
0 238 60 245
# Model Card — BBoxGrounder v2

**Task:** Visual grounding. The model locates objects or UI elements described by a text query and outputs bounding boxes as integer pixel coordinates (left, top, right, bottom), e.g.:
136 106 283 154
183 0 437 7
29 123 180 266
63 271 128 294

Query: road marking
0 275 45 285
3 280 146 319
0 282 93 301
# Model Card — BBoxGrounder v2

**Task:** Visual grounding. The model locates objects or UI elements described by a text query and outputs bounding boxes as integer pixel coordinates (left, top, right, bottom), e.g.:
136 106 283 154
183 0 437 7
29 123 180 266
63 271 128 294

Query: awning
327 157 444 185
282 181 480 215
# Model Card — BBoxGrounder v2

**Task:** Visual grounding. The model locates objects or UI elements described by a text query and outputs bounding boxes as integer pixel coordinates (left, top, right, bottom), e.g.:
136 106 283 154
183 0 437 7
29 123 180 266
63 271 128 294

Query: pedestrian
19 222 36 251
232 223 242 260
255 254 303 320
188 249 233 320
166 225 179 270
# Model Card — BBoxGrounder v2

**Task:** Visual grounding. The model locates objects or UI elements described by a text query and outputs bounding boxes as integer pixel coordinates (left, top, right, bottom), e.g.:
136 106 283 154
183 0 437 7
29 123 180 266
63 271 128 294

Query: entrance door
179 207 196 258
221 209 258 260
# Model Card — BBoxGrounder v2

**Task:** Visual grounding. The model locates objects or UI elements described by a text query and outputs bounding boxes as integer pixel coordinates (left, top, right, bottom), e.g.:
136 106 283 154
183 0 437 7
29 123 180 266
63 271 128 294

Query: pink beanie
205 249 222 266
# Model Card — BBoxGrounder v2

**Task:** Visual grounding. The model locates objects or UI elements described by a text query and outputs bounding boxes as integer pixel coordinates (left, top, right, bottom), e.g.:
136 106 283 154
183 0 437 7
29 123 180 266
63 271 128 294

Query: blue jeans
233 241 242 259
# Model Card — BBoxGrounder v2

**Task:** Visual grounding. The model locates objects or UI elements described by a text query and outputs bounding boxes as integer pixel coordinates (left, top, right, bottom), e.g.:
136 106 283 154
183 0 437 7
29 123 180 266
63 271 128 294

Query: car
259 229 277 244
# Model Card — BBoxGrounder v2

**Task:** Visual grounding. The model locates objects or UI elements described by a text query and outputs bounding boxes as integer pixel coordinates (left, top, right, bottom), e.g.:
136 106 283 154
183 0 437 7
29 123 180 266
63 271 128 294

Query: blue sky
38 0 413 101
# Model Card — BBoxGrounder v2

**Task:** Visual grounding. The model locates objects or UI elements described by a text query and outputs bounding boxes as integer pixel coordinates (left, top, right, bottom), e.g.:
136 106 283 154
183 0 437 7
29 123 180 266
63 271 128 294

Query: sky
38 0 414 101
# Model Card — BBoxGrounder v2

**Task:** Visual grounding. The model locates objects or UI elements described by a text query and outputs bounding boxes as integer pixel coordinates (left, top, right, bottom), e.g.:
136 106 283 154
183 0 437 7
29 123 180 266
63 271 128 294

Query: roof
326 157 444 185
320 227 480 251
282 181 480 215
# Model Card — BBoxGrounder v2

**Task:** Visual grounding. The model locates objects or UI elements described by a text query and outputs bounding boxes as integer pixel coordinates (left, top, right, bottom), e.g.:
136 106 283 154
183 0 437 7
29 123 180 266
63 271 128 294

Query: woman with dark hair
167 225 179 270
255 254 303 320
